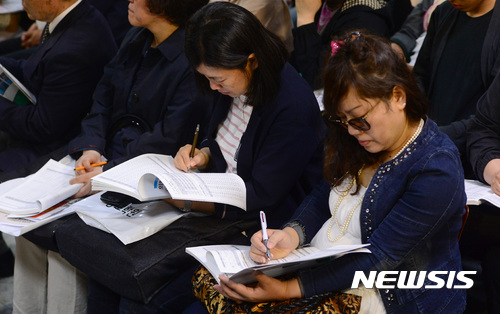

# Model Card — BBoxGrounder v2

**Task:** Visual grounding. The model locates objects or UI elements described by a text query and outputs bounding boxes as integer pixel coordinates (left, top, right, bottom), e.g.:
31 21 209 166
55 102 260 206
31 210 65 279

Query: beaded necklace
327 119 424 242
327 168 363 242
393 119 424 159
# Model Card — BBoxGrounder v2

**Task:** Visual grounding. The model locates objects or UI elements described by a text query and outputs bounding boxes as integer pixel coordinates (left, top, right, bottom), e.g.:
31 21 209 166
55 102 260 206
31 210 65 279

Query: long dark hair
185 2 289 107
146 0 208 27
322 31 428 186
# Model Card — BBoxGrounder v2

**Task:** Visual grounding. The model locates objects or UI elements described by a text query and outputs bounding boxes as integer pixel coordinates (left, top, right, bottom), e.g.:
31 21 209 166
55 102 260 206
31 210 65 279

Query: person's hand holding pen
173 145 211 172
187 124 200 172
249 225 300 264
70 150 105 198
173 124 212 172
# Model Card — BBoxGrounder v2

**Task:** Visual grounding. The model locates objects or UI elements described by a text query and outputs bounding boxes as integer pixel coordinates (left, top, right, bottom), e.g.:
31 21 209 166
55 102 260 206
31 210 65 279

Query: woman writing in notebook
196 32 467 313
171 1 324 228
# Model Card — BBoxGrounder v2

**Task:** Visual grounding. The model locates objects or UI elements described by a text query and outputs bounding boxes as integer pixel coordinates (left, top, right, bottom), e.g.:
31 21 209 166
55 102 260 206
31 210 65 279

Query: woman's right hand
249 227 300 264
173 145 211 172
70 150 103 198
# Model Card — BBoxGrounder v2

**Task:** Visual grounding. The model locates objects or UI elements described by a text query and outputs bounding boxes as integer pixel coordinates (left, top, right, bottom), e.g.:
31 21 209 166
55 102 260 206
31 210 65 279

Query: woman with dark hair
54 2 324 313
171 1 324 228
11 0 209 312
69 0 210 197
194 31 467 313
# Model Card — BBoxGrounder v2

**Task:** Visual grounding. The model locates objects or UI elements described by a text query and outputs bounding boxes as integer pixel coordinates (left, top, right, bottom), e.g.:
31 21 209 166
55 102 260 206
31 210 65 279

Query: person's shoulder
279 64 315 97
273 64 322 120
420 119 461 159
431 1 456 20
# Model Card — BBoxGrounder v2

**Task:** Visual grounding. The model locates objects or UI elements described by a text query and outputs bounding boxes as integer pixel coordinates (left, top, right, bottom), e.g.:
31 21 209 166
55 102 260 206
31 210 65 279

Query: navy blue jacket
0 1 116 171
201 63 324 228
69 27 208 170
290 120 466 313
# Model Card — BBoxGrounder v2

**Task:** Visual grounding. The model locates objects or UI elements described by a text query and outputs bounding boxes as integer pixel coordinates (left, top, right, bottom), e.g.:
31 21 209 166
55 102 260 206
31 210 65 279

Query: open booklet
0 64 36 105
186 243 370 284
91 153 247 210
0 159 82 215
465 179 500 208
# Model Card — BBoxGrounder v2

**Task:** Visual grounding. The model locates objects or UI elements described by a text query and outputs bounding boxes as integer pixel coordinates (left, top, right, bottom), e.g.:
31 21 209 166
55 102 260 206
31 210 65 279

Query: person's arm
214 226 303 302
390 0 433 61
20 22 42 49
0 49 106 144
109 72 208 168
67 57 120 159
467 72 500 187
295 0 321 27
298 151 465 297
211 85 324 223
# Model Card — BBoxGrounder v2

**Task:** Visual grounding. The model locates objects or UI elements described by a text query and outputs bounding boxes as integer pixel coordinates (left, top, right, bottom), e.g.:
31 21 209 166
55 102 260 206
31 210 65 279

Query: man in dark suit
0 0 117 173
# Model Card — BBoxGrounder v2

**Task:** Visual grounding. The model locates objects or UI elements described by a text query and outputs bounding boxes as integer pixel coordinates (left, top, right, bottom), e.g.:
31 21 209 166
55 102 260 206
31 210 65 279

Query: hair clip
330 40 343 57
348 31 362 41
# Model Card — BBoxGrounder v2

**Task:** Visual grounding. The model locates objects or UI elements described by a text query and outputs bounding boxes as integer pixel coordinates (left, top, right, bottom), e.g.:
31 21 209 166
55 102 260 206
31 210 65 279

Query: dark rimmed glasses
328 100 382 131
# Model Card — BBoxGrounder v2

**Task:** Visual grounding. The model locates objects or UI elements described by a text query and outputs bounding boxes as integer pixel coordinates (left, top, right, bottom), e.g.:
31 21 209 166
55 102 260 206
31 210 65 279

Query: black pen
187 124 200 172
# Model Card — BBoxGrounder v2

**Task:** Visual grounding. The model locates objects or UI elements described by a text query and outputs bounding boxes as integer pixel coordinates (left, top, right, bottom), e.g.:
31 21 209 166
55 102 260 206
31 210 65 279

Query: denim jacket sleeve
297 148 465 298
287 179 332 243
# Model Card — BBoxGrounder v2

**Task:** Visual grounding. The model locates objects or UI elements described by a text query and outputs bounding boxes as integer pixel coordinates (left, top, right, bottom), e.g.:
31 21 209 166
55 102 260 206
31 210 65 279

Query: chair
458 205 469 241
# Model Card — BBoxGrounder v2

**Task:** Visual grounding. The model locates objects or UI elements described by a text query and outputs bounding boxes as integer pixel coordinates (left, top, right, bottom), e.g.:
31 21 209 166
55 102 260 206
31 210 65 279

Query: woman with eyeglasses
196 31 467 313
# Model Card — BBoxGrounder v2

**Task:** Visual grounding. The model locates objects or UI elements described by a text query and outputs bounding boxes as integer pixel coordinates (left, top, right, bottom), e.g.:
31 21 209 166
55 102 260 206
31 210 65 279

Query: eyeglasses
328 100 382 131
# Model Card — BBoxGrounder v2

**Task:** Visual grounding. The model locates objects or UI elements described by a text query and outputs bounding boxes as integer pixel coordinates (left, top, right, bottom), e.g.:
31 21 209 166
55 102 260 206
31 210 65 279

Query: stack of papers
0 159 82 215
0 159 83 236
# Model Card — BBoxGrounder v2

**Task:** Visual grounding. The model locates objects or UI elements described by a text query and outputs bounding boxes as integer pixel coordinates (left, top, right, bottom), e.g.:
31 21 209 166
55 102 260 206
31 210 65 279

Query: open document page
186 243 370 284
91 154 247 210
465 179 500 208
0 159 82 215
0 64 36 105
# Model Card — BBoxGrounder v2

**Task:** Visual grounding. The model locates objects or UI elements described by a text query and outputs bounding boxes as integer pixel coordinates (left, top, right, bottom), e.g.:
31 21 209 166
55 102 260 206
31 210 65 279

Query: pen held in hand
74 161 107 171
260 211 271 261
187 124 200 172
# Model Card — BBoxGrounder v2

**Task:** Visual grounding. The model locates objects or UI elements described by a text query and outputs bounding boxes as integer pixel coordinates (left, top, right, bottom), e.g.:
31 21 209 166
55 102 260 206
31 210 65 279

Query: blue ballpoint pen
260 211 271 261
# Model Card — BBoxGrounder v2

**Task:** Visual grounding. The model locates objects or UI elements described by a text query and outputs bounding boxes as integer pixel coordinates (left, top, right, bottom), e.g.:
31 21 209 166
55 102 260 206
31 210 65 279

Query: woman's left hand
214 271 302 303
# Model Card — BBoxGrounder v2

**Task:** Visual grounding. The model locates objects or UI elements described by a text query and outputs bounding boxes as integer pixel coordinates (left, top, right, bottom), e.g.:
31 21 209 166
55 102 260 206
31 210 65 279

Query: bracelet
180 200 192 213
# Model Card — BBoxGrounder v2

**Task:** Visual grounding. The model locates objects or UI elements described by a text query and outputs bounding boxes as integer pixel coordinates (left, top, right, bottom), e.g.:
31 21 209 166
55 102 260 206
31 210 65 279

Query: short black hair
147 0 208 27
185 2 289 107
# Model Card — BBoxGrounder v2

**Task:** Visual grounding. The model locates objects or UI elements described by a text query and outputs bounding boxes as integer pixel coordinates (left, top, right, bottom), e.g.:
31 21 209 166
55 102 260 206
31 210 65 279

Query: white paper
186 243 370 284
0 160 82 214
74 192 189 245
92 154 247 210
464 179 500 208
91 154 176 200
0 198 80 236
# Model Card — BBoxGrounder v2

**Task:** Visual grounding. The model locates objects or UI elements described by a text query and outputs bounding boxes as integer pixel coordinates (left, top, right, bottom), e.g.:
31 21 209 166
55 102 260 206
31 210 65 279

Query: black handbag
55 214 258 303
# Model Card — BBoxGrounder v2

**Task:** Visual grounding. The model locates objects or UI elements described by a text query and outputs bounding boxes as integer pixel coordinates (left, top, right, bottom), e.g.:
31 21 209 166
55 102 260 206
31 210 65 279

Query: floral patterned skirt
192 265 361 314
